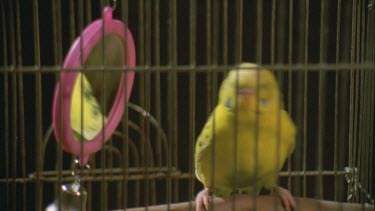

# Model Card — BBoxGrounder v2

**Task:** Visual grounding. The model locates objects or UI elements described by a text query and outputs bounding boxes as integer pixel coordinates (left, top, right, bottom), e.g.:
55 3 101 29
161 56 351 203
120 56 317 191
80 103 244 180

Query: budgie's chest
215 123 282 179
202 108 292 189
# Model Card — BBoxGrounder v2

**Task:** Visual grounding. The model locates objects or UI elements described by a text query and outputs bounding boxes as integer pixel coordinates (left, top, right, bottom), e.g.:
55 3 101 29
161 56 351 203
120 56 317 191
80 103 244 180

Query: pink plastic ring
52 7 136 166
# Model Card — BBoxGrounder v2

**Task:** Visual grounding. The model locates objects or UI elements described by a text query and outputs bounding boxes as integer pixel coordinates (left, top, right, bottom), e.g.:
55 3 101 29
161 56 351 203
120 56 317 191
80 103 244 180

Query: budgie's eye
225 98 232 108
260 98 269 106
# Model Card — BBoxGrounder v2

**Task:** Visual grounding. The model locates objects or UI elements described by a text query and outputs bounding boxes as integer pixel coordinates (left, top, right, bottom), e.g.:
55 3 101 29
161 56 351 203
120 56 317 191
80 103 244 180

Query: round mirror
52 7 136 166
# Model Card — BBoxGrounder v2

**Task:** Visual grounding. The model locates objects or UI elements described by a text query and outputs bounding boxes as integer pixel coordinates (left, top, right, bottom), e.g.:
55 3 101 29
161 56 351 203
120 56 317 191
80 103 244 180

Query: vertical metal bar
293 0 306 197
211 2 220 210
7 1 18 210
362 0 371 201
205 0 212 115
360 1 366 64
254 67 262 211
144 0 153 206
235 0 243 64
78 29 88 204
142 0 150 207
166 0 177 206
362 69 370 202
121 0 130 209
270 0 276 65
358 0 367 202
188 0 196 208
210 97 217 211
357 0 363 179
222 0 228 65
223 31 233 198
212 0 219 89
367 70 374 200
273 1 283 204
348 0 358 201
256 0 263 64
358 66 366 203
274 2 285 206
171 0 179 203
287 0 293 66
353 1 362 202
51 0 64 208
11 66 18 209
367 68 374 199
352 8 361 202
100 0 109 209
363 0 372 198
52 0 63 68
1 1 10 210
333 0 342 202
270 0 284 64
338 0 352 202
14 0 26 210
151 0 163 200
153 0 162 169
69 0 76 43
316 0 328 200
369 68 374 200
316 62 325 199
232 2 243 210
152 0 162 207
85 0 92 25
273 1 284 208
52 0 63 208
77 0 83 177
287 0 294 195
365 0 375 198
32 0 43 210
276 0 287 66
11 72 18 210
83 0 94 209
137 0 145 207
302 0 309 198
355 0 362 64
232 67 238 211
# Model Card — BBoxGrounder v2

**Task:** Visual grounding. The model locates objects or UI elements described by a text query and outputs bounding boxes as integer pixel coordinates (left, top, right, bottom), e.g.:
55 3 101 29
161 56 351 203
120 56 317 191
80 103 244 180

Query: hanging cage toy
48 3 135 210
52 5 136 167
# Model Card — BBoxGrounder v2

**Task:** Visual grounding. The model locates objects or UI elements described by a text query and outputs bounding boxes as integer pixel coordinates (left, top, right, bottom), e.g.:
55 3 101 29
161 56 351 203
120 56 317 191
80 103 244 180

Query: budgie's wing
195 111 216 185
71 73 107 141
263 109 296 189
281 109 296 157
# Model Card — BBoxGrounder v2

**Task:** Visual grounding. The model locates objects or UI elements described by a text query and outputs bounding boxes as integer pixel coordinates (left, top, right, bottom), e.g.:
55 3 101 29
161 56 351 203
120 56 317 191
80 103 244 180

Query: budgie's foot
272 186 296 211
195 188 210 211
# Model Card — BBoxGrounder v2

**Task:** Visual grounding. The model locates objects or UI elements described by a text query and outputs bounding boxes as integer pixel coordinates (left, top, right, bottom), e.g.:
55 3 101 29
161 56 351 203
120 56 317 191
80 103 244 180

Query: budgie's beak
237 88 255 96
237 88 254 108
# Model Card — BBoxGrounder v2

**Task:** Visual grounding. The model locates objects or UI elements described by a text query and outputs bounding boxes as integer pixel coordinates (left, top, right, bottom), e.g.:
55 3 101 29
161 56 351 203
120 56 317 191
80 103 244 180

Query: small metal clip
368 0 374 9
344 167 374 204
110 0 117 11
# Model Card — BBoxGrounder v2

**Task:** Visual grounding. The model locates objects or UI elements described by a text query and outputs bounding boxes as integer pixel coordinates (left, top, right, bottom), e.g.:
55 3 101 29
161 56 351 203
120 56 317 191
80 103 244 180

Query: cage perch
117 196 374 211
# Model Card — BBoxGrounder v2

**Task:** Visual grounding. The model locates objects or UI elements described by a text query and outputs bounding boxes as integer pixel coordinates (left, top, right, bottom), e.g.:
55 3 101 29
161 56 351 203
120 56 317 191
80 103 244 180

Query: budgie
195 63 296 211
70 73 107 141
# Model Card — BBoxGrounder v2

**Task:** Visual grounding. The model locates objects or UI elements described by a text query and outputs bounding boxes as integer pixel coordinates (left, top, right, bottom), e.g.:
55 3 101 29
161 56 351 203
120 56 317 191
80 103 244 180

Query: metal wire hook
72 158 91 181
109 0 117 11
369 0 375 9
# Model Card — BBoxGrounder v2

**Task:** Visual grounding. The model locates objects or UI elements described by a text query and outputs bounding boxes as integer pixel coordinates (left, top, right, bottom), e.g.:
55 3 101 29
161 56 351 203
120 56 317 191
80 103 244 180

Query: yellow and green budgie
194 63 296 211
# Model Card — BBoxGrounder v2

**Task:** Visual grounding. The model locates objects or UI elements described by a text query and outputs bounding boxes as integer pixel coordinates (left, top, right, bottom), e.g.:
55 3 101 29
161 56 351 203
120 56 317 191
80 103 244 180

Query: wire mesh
0 0 374 210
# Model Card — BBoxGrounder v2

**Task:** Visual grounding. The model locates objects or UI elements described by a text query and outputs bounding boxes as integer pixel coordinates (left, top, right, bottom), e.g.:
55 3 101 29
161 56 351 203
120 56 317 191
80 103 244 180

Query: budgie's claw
195 188 210 211
272 186 296 211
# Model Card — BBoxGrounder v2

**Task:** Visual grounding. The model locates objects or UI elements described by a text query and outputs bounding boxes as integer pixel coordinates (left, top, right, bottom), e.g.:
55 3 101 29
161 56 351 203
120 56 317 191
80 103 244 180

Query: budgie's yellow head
219 63 282 119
